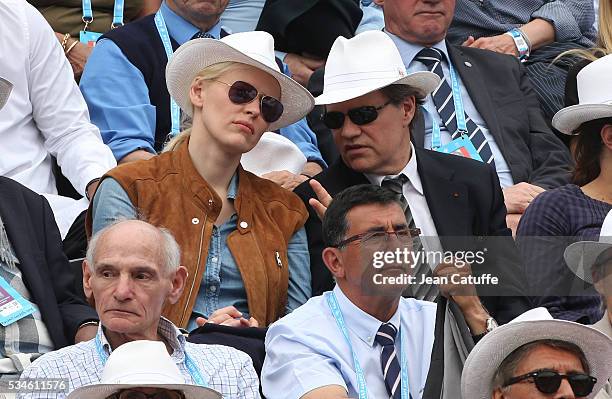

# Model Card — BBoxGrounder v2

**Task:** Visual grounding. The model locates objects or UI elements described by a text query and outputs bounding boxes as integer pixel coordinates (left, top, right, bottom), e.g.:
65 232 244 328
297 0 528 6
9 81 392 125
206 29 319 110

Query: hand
74 323 98 343
119 149 156 164
433 260 489 335
308 179 332 221
195 306 259 328
502 182 545 213
261 170 308 191
506 213 522 237
86 179 100 201
462 34 518 57
283 53 325 87
65 40 93 78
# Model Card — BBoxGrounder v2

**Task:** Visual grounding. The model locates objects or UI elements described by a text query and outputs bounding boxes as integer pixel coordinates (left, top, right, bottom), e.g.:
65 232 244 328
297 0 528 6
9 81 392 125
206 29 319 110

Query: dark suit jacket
0 177 97 349
414 44 573 189
294 148 532 324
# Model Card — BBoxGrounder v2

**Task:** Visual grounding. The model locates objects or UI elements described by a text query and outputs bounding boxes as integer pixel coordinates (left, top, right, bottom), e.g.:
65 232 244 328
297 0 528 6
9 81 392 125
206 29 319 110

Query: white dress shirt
366 144 444 255
262 286 437 399
0 0 115 236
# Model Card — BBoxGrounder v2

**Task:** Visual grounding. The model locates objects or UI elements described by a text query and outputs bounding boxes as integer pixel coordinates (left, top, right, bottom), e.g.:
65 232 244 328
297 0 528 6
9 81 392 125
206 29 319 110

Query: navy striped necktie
375 323 412 399
191 31 215 40
414 47 496 167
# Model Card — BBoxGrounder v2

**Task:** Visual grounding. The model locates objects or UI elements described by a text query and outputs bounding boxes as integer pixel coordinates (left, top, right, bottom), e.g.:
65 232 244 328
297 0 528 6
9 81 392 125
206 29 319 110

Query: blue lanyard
326 292 411 399
430 63 468 148
154 10 181 137
82 0 125 29
95 334 207 386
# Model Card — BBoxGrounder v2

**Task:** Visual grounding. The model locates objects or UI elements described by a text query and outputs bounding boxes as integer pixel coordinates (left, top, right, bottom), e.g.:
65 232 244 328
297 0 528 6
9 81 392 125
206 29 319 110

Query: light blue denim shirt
386 32 515 188
91 174 311 332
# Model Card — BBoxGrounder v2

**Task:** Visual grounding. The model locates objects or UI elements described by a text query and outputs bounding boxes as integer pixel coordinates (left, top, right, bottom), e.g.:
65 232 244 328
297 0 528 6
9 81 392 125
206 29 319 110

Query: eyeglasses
334 228 421 249
503 371 597 397
322 101 391 130
107 389 186 399
209 80 284 123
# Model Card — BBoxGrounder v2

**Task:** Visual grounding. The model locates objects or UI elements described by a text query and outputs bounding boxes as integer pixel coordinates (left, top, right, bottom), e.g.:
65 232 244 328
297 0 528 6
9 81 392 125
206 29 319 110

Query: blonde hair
556 0 612 62
163 61 239 152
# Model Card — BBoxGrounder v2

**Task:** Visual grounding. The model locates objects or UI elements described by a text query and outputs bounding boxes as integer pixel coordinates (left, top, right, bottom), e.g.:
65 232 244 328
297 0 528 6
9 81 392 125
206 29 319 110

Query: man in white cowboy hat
564 209 612 398
461 307 612 399
294 31 532 323
66 340 222 399
18 220 259 398
79 0 326 187
375 0 572 234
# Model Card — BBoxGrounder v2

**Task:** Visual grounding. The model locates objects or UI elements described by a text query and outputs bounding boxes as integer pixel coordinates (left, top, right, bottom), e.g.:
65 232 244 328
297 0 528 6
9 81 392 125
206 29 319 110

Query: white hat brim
563 241 612 283
67 383 222 399
461 320 612 399
552 103 612 135
314 71 440 105
166 38 314 131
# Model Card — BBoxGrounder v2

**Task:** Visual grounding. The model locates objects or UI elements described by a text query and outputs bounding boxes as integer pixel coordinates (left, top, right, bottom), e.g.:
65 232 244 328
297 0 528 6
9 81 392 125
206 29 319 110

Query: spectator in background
447 0 597 124
89 32 313 331
0 0 116 259
29 0 161 78
19 219 259 398
517 54 612 324
461 308 612 399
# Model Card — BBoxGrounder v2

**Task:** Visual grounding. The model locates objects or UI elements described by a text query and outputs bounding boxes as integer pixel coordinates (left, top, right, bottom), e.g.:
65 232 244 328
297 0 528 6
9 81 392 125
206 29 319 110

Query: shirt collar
385 30 449 67
97 316 186 360
365 143 424 195
160 0 223 45
227 172 239 200
333 286 401 348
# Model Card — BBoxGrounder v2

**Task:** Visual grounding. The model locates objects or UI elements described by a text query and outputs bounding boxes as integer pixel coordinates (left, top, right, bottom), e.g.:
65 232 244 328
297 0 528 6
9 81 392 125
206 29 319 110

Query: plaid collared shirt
18 317 260 399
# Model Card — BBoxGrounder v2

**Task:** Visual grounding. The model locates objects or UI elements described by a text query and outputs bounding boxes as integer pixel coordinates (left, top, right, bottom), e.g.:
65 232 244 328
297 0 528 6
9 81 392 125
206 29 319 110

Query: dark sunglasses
334 228 421 249
322 101 391 130
504 370 597 397
210 80 284 123
107 389 186 399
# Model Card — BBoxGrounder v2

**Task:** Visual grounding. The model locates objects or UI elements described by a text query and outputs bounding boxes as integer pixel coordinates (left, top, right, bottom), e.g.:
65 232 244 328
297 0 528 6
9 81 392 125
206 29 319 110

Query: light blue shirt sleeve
356 2 385 34
286 227 311 314
80 38 158 162
279 118 327 167
91 177 138 234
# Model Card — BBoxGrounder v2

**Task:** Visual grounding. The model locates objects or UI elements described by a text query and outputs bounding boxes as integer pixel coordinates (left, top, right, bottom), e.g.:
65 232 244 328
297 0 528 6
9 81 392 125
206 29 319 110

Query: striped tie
375 323 410 399
191 31 215 40
414 47 496 167
381 175 438 301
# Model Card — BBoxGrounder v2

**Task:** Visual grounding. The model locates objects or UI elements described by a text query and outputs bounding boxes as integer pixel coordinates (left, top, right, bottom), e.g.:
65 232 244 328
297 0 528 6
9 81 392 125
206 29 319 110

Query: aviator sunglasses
209 80 284 123
107 389 186 399
503 370 597 397
322 101 391 130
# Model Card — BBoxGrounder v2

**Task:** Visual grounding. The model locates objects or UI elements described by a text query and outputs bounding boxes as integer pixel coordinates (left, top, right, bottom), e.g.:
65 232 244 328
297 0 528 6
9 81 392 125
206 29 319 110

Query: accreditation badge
0 277 35 326
435 135 483 162
79 30 103 47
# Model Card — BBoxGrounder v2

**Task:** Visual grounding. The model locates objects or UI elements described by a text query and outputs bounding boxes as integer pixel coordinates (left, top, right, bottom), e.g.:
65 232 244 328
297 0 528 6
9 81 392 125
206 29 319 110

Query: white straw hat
67 341 221 399
552 54 612 134
0 76 12 111
564 209 612 283
461 308 612 399
315 30 440 105
166 31 314 131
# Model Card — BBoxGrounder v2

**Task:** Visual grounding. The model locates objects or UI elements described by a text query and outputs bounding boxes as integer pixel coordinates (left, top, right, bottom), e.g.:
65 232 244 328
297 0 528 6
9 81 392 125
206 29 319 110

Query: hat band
325 69 406 89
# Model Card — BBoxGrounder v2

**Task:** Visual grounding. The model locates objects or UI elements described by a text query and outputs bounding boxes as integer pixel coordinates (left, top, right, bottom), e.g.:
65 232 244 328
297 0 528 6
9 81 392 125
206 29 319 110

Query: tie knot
415 47 444 68
375 323 398 346
381 175 408 196
192 31 215 40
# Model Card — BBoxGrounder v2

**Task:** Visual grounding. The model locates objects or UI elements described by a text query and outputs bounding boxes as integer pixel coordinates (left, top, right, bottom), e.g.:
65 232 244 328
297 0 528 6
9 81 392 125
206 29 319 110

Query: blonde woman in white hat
88 31 315 331
564 209 612 398
516 54 612 324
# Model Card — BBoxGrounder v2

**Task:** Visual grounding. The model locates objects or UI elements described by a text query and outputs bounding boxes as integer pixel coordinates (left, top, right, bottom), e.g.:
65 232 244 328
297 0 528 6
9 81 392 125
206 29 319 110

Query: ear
167 266 188 305
601 124 612 150
82 260 94 301
189 79 206 112
401 95 417 129
492 387 505 399
322 247 346 280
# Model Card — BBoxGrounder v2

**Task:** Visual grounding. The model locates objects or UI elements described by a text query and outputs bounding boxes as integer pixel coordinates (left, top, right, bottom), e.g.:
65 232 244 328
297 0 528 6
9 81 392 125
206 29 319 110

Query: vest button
240 221 248 229
191 217 200 225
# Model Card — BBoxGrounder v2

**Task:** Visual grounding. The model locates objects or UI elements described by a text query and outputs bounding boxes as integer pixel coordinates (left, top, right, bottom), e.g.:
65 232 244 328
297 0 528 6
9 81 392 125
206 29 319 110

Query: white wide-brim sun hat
67 341 221 399
461 308 612 399
166 31 314 131
564 209 612 283
552 54 612 134
314 30 440 105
